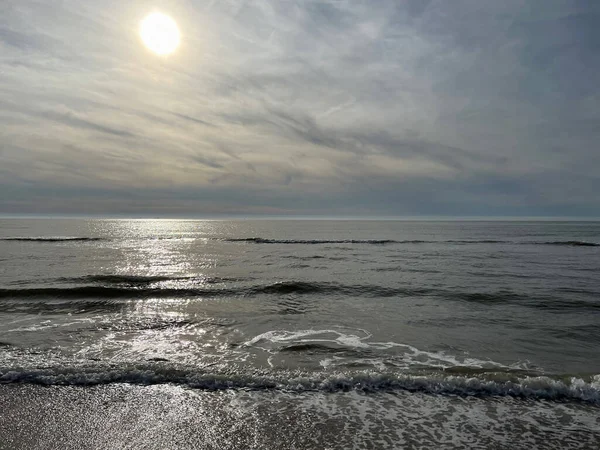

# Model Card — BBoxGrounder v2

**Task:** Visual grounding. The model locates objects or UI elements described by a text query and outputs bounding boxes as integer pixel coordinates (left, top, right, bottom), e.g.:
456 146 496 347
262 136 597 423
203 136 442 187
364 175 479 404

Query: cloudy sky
1 0 599 216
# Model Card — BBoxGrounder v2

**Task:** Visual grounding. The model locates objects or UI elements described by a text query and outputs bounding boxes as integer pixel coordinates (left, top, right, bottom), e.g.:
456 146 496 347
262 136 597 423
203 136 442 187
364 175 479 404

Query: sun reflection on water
57 219 260 366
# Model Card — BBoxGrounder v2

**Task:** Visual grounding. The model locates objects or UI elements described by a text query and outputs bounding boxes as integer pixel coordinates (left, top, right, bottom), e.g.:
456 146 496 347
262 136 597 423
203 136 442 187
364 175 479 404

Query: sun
139 12 180 56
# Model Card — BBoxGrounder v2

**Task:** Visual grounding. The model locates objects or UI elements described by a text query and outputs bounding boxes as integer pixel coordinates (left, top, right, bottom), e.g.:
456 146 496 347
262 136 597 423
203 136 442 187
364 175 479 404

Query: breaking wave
0 365 598 404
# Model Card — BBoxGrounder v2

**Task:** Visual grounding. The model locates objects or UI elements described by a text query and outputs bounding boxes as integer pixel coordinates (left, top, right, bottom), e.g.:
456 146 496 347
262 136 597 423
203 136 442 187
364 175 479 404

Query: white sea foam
0 365 598 403
243 328 510 371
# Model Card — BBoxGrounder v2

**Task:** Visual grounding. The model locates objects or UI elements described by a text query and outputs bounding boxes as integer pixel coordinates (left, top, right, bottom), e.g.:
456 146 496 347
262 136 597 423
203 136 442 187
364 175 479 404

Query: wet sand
0 384 345 450
1 385 599 449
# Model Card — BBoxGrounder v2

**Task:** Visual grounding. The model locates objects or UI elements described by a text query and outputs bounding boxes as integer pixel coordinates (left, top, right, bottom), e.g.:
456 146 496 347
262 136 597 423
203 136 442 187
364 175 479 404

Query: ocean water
0 218 599 448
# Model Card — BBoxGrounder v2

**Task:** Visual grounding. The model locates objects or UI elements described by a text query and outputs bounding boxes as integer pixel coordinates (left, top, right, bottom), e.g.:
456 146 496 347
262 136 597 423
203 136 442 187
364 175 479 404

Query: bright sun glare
139 12 180 56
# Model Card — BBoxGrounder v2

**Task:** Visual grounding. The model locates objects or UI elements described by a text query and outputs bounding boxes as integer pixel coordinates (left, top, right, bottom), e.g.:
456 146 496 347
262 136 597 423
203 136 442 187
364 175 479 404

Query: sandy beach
1 384 599 449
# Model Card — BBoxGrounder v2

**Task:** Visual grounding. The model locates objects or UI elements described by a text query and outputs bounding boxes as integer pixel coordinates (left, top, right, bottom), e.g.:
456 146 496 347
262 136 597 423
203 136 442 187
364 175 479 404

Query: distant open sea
0 218 599 449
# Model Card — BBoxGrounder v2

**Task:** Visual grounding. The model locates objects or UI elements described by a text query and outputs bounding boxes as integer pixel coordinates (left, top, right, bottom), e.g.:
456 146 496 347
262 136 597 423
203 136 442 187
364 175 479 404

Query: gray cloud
1 0 599 216
43 110 136 137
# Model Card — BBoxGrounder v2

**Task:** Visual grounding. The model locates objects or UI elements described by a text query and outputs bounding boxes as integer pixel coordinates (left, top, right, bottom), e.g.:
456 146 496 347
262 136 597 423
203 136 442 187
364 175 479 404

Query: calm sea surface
1 219 599 448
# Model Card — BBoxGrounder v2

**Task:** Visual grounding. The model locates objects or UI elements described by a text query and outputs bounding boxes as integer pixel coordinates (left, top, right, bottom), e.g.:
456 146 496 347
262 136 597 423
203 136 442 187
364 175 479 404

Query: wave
446 240 509 244
5 274 246 288
224 238 599 247
225 238 515 245
246 281 410 297
0 365 598 403
278 343 350 353
0 286 233 300
3 236 597 247
1 237 104 242
538 241 599 247
1 282 598 311
68 274 239 285
225 238 405 245
0 282 412 300
83 274 192 284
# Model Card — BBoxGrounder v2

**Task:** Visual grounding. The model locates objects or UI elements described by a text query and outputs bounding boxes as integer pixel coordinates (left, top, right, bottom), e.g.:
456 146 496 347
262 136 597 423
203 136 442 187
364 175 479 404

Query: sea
0 218 599 449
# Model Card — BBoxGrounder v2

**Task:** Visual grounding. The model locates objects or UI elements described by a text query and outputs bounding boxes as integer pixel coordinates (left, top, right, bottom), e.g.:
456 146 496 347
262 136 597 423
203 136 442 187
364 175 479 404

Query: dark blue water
1 219 599 448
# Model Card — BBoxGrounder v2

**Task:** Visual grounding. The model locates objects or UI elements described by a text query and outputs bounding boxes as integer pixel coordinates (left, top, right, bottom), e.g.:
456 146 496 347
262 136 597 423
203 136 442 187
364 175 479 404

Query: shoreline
1 384 598 449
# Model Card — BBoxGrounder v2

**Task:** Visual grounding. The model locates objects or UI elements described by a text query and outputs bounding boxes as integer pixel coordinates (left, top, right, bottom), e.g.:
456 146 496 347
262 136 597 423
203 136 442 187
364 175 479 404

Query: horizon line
1 213 599 222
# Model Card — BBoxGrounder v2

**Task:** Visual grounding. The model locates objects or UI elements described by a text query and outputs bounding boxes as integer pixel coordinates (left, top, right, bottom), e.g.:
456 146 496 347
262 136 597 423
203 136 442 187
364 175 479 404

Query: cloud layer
1 0 599 216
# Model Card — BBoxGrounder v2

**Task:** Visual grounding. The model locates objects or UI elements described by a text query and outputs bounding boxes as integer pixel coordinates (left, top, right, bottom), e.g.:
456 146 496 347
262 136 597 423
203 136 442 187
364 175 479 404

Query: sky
1 0 599 217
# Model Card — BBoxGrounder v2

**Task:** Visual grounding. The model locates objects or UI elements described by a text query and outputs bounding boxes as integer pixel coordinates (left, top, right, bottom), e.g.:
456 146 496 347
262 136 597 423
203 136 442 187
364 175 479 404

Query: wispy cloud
1 0 599 216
